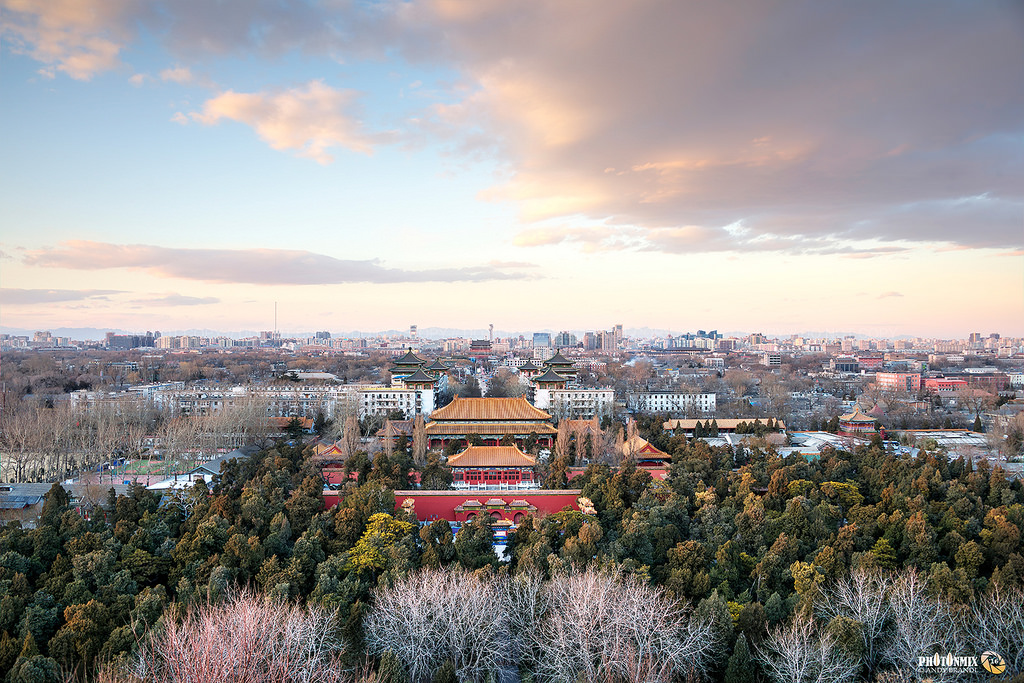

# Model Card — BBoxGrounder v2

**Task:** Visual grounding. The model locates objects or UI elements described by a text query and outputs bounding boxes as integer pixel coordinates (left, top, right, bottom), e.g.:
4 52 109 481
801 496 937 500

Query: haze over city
2 1 1022 337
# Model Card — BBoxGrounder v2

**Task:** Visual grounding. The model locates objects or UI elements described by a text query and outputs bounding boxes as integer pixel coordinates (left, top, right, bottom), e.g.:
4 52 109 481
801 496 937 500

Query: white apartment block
358 386 434 418
133 383 434 420
627 391 716 415
536 388 615 420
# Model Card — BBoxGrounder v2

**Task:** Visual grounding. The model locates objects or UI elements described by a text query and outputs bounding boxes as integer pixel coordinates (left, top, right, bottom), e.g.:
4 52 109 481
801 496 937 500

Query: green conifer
378 650 408 683
724 634 754 683
432 659 457 683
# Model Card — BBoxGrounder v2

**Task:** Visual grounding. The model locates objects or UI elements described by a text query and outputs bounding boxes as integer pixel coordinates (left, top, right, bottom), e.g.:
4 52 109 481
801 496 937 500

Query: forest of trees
1 433 1023 682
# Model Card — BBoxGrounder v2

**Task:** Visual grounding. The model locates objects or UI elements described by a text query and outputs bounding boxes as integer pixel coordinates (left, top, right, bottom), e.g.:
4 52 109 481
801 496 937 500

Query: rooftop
533 368 569 383
544 350 574 366
448 445 538 468
429 397 552 422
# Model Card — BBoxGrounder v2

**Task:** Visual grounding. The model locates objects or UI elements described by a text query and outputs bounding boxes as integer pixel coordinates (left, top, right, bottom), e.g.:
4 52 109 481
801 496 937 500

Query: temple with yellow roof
447 445 539 490
424 397 557 450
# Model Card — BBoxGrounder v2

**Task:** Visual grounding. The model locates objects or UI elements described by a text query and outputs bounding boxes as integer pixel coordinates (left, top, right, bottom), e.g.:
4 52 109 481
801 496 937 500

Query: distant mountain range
2 324 913 342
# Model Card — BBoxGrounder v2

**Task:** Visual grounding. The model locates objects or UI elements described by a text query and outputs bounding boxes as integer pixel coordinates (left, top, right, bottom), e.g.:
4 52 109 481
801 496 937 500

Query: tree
725 634 755 683
364 569 507 683
345 513 416 575
882 570 954 680
531 568 717 683
130 591 345 683
816 569 892 676
340 415 360 461
431 659 457 683
412 415 427 468
454 516 498 570
965 585 1024 676
420 452 453 491
377 651 408 683
757 616 859 683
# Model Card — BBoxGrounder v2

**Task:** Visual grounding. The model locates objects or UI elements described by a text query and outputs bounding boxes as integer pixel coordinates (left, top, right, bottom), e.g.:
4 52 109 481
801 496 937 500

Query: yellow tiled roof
840 407 876 423
447 446 537 468
621 434 669 458
429 397 552 421
424 422 557 436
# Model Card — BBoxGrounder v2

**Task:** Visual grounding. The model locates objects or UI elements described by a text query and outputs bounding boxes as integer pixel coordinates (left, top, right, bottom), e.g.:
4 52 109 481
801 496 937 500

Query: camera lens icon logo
981 651 1006 675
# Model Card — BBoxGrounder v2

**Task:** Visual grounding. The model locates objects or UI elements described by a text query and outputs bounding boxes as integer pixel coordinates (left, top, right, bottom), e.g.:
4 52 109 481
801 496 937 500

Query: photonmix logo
918 650 1008 676
917 651 978 675
981 651 1007 675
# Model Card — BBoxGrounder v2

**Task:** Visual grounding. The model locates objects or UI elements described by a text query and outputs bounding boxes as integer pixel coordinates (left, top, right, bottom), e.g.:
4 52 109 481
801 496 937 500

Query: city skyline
2 1 1022 337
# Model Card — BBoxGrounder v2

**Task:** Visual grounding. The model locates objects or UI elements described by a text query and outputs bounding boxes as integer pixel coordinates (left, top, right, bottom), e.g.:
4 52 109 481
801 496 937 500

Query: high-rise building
554 331 577 347
533 332 552 348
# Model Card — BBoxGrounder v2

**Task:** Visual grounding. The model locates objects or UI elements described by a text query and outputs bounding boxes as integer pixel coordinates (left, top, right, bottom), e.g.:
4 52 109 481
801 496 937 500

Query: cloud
159 65 192 83
3 1 1021 254
130 294 220 306
1 288 124 305
486 259 538 269
409 1 1024 254
188 81 381 163
0 0 143 80
22 241 527 284
513 222 914 258
877 292 903 299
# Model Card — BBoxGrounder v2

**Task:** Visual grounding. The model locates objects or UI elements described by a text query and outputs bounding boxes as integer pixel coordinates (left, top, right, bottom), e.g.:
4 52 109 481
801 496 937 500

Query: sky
1 0 1022 339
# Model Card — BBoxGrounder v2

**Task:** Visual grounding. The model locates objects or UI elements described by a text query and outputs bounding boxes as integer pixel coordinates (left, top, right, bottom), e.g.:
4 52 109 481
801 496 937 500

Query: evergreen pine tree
694 590 734 663
0 631 20 674
764 592 786 624
973 415 983 432
432 659 457 683
378 650 407 683
724 634 754 683
19 632 39 659
870 537 897 571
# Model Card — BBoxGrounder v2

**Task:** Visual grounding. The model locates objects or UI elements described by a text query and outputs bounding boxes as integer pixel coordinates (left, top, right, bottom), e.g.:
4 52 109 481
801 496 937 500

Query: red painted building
838 406 876 437
322 489 583 524
448 445 538 490
424 397 557 449
924 378 969 394
396 490 582 524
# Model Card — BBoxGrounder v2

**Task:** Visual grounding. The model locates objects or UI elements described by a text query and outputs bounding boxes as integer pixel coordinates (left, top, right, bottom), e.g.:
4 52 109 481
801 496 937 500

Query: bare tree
964 586 1024 675
883 570 957 683
816 569 893 675
364 568 508 682
758 615 859 683
340 415 360 460
412 415 427 467
124 590 345 683
554 421 571 461
531 568 716 683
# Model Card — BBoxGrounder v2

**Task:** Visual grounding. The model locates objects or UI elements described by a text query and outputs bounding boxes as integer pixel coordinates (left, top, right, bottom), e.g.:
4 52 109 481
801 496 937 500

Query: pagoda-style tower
542 350 578 382
423 358 450 379
531 367 569 409
390 348 427 384
518 359 543 380
838 406 876 437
